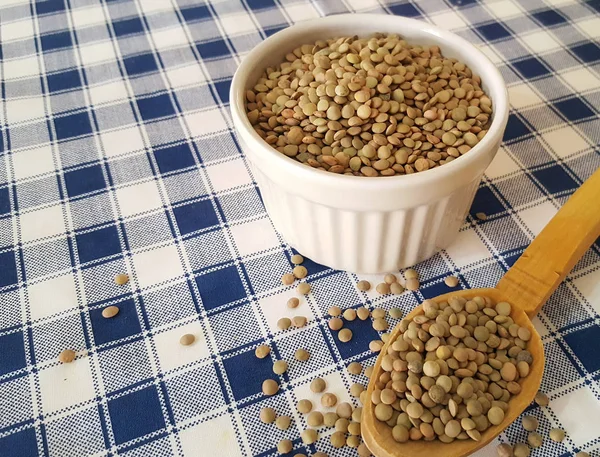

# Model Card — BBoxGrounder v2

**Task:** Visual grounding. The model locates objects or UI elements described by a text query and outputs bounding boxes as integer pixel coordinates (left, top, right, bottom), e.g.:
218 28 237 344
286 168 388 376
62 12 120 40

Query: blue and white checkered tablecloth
0 0 599 456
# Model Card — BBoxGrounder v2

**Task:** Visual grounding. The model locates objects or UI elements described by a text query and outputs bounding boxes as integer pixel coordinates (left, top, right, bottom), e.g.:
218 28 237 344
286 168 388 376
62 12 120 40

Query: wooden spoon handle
496 168 600 317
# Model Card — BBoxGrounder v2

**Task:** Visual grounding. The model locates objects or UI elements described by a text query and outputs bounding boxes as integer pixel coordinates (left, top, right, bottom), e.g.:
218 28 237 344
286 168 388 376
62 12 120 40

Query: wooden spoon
362 168 600 457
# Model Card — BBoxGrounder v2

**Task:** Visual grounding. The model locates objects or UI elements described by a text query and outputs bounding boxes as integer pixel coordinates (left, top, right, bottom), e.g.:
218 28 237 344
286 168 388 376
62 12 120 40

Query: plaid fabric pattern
0 0 599 456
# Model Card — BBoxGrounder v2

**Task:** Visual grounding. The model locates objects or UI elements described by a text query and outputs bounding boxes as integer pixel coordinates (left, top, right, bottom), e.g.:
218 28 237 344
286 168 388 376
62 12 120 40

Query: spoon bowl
362 168 600 457
362 288 544 457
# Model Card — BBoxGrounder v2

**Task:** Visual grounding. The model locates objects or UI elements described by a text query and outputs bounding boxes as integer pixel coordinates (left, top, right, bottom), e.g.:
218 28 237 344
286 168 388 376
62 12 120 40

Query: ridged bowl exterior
230 15 509 273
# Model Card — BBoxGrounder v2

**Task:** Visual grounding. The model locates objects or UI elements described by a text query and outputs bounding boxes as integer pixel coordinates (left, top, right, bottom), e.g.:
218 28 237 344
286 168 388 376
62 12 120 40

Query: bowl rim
230 13 509 191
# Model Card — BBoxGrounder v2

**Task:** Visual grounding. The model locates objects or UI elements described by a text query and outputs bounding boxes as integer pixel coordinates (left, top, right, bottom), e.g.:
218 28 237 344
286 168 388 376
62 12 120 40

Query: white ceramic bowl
230 14 508 273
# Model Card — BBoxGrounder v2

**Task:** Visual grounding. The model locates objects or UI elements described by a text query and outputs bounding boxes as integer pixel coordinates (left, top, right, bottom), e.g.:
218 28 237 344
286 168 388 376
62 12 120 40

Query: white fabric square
179 414 242 457
3 56 40 79
541 126 590 159
139 0 172 14
115 180 163 218
282 3 320 21
71 5 107 29
552 386 600 445
508 83 543 109
206 158 252 193
101 126 146 158
29 273 78 321
430 11 468 31
477 44 503 65
19 205 66 243
561 68 600 93
345 0 382 11
518 201 557 237
0 18 35 42
444 228 491 268
258 290 315 334
486 0 522 19
521 31 560 54
186 109 227 137
577 18 600 39
484 146 520 179
79 41 117 66
151 26 189 50
88 80 129 106
166 64 206 88
153 321 210 373
573 269 600 314
219 13 258 36
133 244 184 288
5 97 45 124
12 145 55 180
230 218 280 257
39 358 96 414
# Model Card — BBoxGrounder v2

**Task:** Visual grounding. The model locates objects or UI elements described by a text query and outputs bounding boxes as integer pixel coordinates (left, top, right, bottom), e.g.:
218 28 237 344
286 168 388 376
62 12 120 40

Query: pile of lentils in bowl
245 33 493 177
370 296 532 443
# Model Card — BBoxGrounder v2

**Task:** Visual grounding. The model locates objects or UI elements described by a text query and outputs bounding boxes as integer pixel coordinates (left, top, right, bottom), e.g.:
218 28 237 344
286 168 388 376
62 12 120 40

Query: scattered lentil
328 306 342 316
277 439 293 454
513 444 530 457
310 377 326 393
405 278 420 291
255 345 270 359
347 435 360 448
336 402 353 419
384 273 397 284
260 407 276 423
357 307 370 320
102 305 119 319
324 412 338 427
390 283 404 295
444 276 459 287
338 328 353 342
282 273 295 285
476 212 488 221
291 254 304 265
350 383 365 397
292 316 307 327
58 349 76 363
535 391 549 407
328 317 343 331
357 443 370 457
273 360 288 375
497 443 513 457
277 317 292 330
297 399 312 414
307 411 324 427
331 431 346 448
293 266 308 279
343 308 357 321
357 280 371 291
179 334 195 346
389 308 403 319
321 393 338 407
376 283 390 294
404 269 419 280
522 416 538 432
297 283 311 295
262 379 279 396
276 416 291 430
527 432 543 448
114 273 129 285
287 297 300 308
295 348 310 361
550 428 565 443
301 429 318 445
347 362 362 375
576 453 590 457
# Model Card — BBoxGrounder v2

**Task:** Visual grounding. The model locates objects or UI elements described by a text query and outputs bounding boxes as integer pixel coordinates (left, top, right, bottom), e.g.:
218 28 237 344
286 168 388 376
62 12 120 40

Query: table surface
1 0 599 456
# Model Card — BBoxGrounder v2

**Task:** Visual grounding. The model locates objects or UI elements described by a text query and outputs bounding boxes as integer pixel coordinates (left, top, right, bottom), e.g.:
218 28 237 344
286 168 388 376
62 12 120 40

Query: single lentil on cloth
1 1 599 457
246 34 492 177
